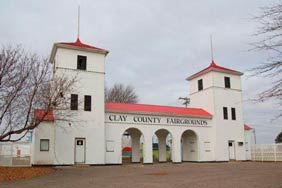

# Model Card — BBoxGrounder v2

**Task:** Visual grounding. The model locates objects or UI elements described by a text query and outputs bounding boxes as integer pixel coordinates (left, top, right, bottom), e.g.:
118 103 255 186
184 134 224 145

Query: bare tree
105 83 139 103
252 2 282 117
275 131 282 143
0 45 76 142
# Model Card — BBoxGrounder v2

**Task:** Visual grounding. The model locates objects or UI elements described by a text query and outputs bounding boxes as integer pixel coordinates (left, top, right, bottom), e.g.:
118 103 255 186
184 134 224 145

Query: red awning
244 124 252 130
34 109 54 121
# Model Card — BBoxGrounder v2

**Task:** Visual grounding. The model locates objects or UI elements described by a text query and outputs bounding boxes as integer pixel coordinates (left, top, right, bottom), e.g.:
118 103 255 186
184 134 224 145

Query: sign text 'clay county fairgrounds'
106 114 208 126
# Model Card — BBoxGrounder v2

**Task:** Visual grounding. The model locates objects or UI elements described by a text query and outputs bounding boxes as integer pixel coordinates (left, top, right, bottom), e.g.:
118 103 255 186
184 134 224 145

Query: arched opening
152 129 172 163
121 128 144 164
181 130 198 162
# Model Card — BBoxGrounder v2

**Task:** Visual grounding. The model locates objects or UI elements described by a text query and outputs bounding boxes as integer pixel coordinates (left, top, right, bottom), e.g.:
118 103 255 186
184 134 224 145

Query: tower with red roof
42 38 108 165
187 60 246 161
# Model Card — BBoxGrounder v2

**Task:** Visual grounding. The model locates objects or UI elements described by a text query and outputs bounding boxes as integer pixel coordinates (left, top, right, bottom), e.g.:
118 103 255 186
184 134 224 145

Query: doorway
228 140 235 160
153 129 172 163
121 128 144 164
181 130 198 162
75 138 86 163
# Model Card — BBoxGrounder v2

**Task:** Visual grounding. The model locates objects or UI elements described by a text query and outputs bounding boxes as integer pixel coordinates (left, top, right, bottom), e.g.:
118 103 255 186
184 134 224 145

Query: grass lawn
122 149 171 162
153 149 171 161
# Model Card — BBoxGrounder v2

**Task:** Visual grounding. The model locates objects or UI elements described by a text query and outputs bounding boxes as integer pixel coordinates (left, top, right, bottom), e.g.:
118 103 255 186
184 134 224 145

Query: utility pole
253 128 257 145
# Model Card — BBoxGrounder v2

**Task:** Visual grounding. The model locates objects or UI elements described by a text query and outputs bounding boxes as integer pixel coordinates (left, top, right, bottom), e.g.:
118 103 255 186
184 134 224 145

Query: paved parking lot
1 162 282 188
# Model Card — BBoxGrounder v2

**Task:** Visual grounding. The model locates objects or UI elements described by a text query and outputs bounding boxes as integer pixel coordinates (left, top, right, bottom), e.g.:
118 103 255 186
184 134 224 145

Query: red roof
105 102 212 118
34 109 54 121
59 38 108 54
244 124 252 130
187 60 243 80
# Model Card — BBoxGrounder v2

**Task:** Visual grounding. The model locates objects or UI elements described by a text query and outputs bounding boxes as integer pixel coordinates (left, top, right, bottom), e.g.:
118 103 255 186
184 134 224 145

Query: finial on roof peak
75 37 81 44
210 60 217 67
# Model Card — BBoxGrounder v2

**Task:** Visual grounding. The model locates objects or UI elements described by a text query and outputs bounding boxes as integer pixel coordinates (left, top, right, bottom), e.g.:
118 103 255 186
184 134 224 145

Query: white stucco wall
33 45 106 165
33 121 55 164
55 48 105 73
52 119 105 165
213 89 245 161
189 72 214 95
189 71 246 161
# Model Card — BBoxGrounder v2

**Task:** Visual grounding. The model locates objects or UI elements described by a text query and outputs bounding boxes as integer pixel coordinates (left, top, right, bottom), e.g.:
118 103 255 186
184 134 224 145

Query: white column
131 134 140 163
182 136 189 161
172 136 181 163
143 134 153 164
158 134 167 162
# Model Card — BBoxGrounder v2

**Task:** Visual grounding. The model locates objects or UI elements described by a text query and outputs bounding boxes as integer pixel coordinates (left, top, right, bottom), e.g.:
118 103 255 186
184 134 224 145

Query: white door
75 138 85 163
228 141 235 160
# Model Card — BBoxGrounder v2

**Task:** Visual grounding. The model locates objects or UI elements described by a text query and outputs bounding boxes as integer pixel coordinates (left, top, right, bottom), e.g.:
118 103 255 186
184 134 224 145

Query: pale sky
0 0 281 144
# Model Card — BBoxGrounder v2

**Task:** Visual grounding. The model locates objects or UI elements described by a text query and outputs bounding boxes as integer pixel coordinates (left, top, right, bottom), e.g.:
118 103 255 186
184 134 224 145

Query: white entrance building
31 38 252 165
